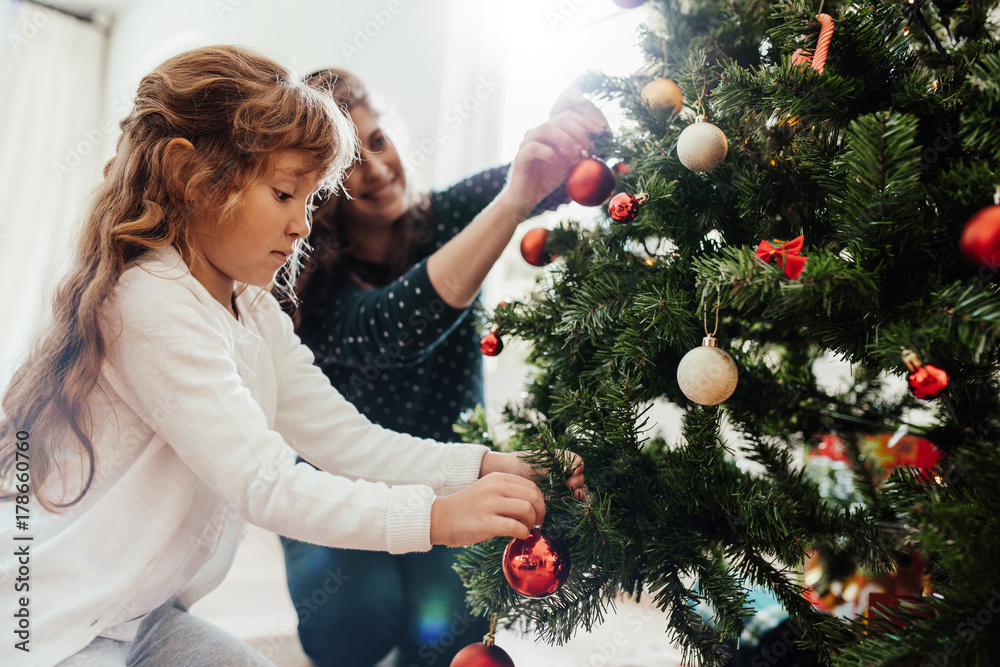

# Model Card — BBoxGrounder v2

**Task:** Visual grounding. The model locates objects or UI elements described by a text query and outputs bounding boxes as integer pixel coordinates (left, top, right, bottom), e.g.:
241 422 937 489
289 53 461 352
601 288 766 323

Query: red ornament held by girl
502 528 571 598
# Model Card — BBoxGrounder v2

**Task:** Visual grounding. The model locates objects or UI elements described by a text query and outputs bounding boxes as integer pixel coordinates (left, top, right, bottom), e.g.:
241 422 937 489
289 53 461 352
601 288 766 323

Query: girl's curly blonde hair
0 45 357 510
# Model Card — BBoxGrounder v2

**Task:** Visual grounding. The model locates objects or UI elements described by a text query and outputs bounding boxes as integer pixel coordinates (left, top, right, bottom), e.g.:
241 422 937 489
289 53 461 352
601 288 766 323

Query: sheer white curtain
0 1 108 386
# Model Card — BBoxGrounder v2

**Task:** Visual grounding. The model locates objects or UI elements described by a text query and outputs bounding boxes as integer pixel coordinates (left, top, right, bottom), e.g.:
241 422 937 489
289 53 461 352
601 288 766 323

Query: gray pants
55 603 276 667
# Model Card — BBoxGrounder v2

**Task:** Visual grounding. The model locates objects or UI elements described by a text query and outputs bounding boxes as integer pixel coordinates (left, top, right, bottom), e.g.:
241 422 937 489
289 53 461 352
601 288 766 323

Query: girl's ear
162 137 198 203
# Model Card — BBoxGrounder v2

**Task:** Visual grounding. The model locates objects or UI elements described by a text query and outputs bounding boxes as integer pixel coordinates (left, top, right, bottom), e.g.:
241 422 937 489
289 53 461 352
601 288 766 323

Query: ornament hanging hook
703 283 721 338
483 612 498 647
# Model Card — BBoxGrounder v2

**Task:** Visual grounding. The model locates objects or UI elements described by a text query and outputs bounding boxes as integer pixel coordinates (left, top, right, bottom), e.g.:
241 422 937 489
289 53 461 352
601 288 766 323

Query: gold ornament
641 78 684 114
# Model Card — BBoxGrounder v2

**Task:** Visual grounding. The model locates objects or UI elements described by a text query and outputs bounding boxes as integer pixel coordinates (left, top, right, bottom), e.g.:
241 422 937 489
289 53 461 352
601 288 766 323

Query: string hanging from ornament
902 349 949 400
450 613 516 667
791 13 835 74
676 284 739 405
640 36 683 116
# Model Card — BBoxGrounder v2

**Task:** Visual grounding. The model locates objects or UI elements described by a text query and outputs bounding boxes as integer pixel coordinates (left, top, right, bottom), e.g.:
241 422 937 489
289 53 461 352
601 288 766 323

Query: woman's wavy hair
0 45 356 510
291 68 433 327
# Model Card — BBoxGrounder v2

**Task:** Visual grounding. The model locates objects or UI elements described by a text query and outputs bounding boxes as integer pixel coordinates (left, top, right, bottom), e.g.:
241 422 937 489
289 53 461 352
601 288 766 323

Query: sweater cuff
439 444 489 496
385 485 435 554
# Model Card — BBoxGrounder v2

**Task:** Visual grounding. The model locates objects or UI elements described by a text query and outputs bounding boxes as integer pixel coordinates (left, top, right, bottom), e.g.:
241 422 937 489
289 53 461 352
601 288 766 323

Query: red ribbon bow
755 235 808 279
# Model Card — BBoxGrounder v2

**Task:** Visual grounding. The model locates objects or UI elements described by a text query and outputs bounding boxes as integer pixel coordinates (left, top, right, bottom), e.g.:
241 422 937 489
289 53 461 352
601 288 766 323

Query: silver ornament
676 335 738 405
676 118 728 172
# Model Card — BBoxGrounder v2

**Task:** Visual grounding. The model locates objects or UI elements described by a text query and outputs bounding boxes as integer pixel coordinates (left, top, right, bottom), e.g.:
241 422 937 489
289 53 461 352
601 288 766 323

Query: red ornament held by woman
902 349 948 400
566 158 616 207
502 528 571 598
608 192 649 223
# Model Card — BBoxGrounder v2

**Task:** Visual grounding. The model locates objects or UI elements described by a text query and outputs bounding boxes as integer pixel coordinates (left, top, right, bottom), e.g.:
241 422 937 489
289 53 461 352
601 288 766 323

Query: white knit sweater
0 246 488 667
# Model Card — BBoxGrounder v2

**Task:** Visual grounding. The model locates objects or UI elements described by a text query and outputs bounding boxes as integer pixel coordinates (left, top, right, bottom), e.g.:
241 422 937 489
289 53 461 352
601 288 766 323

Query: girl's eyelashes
274 189 294 202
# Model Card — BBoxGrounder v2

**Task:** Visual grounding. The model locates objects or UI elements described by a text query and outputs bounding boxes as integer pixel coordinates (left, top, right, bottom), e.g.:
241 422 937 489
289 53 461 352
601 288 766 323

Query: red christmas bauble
519 228 552 267
959 205 1000 271
565 158 616 207
607 192 648 223
907 364 949 400
502 528 571 598
450 642 516 667
480 330 503 356
612 161 631 177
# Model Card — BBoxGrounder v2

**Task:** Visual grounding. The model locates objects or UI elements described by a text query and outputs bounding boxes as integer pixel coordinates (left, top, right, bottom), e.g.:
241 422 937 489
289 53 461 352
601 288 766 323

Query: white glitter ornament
676 287 738 405
676 117 728 172
676 335 739 405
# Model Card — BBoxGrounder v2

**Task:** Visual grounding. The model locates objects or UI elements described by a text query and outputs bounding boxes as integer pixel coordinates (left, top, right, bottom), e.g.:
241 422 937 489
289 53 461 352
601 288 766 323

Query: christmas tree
453 1 1000 665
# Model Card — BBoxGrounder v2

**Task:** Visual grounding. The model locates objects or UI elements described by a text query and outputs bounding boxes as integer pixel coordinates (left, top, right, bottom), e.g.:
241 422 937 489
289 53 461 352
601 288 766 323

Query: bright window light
496 1 647 156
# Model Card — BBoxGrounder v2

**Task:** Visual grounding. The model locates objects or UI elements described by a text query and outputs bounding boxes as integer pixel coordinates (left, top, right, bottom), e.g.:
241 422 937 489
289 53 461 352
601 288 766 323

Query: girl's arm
107 274 535 553
271 293 586 497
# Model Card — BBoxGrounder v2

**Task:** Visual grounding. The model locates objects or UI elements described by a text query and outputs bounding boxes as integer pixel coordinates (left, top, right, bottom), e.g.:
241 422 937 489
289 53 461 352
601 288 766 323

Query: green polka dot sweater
298 165 565 441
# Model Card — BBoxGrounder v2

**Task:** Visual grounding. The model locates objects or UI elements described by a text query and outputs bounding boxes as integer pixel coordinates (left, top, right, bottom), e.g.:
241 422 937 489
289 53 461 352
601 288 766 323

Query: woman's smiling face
338 105 407 230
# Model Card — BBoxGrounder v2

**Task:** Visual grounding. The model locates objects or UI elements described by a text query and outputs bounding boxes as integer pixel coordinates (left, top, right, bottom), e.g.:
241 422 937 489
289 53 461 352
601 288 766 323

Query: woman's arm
426 104 607 309
306 258 469 370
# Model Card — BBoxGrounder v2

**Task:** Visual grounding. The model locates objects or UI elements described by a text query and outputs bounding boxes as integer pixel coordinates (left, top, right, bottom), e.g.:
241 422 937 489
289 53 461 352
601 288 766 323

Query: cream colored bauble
676 119 728 172
676 336 738 405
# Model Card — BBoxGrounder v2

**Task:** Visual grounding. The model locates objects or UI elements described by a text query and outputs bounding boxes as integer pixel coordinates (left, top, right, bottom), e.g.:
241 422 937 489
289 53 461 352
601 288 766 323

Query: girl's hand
429 473 545 547
480 450 589 502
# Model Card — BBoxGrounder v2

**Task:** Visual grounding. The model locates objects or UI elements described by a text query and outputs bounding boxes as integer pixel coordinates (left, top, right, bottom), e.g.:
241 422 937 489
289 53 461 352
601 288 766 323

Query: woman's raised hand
498 86 610 218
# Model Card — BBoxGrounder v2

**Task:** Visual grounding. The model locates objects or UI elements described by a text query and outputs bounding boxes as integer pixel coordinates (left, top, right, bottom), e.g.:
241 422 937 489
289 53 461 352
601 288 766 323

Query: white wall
97 0 509 189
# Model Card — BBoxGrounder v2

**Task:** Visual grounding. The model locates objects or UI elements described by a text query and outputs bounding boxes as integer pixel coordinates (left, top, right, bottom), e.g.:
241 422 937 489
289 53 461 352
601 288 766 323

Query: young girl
0 45 585 667
281 69 606 667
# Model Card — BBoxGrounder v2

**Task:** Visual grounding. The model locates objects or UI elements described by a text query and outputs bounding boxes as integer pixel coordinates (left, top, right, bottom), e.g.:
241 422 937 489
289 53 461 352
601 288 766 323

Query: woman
282 68 605 667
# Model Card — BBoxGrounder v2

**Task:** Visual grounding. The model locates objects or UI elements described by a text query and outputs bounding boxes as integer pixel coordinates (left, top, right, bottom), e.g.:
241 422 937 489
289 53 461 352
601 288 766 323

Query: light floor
189 524 683 667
